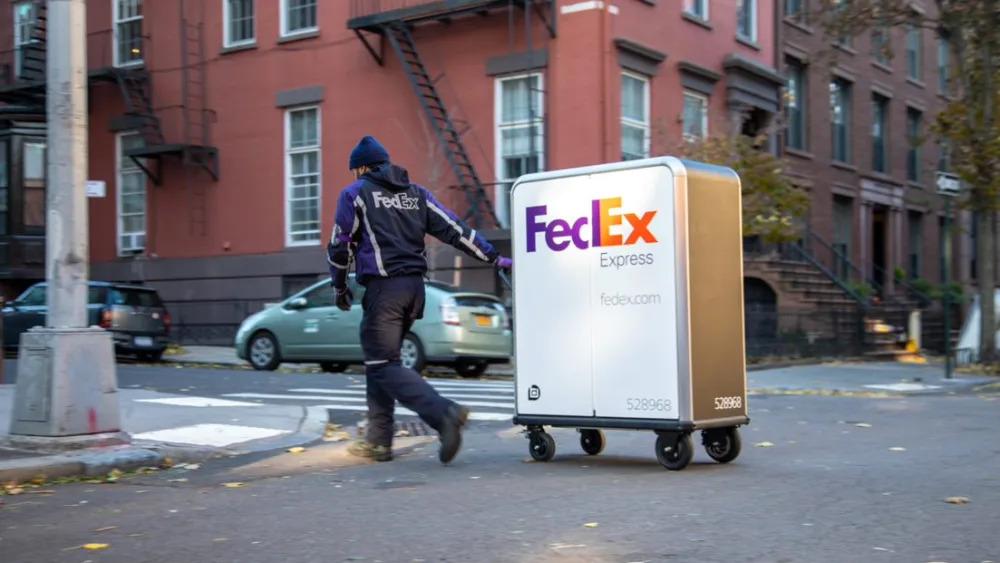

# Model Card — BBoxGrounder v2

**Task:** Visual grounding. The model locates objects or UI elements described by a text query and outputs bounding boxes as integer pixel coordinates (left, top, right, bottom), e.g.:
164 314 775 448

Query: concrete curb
0 443 218 484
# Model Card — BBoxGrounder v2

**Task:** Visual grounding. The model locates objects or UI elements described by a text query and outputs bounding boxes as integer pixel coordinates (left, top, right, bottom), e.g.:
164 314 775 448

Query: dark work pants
361 275 454 447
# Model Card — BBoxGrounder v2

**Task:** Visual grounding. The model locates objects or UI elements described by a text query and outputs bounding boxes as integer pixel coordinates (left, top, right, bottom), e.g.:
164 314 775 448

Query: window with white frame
282 0 317 37
117 133 146 253
224 0 255 47
495 73 544 227
685 0 709 20
286 107 321 245
13 1 38 78
621 72 650 161
737 0 757 43
906 22 923 81
114 0 143 67
682 91 708 141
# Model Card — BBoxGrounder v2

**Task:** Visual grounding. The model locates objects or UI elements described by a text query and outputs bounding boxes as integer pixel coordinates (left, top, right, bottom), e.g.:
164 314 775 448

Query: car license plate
134 336 154 348
475 315 493 328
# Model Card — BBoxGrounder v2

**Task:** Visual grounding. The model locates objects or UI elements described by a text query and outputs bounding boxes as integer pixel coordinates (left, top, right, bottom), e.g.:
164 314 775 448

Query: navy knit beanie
349 136 390 170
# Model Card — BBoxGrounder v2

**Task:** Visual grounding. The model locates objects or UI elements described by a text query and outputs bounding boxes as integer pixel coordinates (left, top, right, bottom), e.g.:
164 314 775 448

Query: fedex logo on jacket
525 197 657 253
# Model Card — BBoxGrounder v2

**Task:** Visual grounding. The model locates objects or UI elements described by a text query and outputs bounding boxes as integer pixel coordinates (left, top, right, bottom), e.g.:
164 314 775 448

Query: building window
938 140 952 172
872 26 890 66
786 60 806 150
495 73 544 226
908 211 923 279
871 94 889 173
737 0 757 43
13 1 39 78
833 196 854 280
281 0 317 37
906 23 922 81
117 133 146 253
23 141 45 228
906 108 922 182
621 72 650 161
833 0 852 47
285 107 321 245
682 91 708 141
685 0 709 21
114 0 143 67
938 36 951 94
224 0 255 47
785 0 803 20
830 79 851 163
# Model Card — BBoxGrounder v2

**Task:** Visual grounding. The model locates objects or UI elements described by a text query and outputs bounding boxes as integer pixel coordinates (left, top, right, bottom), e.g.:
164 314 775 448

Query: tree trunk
977 210 996 364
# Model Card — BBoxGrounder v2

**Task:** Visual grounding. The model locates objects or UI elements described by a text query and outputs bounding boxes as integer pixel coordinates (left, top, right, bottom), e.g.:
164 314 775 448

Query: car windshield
110 288 163 308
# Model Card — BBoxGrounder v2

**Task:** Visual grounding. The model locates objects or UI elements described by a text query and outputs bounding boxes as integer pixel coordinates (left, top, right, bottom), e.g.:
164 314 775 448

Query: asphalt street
2 385 999 562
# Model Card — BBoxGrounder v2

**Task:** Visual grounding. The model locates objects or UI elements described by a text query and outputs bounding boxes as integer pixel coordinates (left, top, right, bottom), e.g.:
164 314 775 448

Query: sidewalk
0 385 327 484
747 361 996 395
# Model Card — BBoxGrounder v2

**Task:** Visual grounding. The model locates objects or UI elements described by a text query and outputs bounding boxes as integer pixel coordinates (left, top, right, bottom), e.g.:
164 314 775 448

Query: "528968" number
714 396 742 410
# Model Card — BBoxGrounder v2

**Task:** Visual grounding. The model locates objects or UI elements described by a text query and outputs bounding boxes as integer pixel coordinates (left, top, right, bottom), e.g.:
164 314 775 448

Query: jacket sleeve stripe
427 201 490 262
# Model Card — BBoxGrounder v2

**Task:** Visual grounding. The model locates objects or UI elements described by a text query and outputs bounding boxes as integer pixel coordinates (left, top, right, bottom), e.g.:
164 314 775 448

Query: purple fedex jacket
327 163 499 289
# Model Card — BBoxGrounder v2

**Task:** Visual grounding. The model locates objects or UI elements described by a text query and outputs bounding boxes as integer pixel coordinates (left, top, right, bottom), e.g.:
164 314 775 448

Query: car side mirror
286 297 308 310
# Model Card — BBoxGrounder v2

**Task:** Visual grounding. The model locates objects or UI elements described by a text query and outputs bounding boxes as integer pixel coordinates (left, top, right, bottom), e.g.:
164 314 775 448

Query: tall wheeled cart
509 157 748 471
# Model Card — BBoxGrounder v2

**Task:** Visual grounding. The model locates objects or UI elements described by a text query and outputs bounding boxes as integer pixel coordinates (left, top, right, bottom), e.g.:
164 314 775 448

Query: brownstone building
741 0 973 356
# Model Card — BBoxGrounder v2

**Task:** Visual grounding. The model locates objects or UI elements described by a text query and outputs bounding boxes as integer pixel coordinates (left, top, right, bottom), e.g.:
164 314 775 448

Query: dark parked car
2 281 171 361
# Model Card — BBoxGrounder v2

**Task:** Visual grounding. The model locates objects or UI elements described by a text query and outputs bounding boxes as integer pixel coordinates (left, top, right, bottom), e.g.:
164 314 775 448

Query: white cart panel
588 166 680 419
512 173 595 417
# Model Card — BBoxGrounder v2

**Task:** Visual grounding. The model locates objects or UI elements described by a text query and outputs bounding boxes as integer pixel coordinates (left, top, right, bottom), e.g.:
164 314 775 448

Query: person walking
328 136 512 464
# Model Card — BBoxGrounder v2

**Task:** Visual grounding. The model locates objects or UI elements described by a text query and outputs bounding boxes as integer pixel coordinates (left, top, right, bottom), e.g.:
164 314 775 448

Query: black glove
335 286 353 311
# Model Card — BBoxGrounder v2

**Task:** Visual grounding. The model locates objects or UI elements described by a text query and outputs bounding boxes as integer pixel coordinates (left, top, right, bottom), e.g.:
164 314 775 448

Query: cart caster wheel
579 429 605 456
702 427 741 464
529 431 556 462
655 432 693 471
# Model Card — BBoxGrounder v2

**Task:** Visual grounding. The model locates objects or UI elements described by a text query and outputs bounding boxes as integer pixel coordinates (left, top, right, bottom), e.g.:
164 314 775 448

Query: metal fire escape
348 0 556 229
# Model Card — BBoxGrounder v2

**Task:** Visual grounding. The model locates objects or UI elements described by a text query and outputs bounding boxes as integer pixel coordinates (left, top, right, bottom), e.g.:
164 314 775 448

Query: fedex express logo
526 197 657 252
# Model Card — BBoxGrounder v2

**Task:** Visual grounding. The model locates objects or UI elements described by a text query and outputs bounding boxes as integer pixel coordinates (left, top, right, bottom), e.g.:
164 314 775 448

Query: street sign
937 172 961 197
86 180 106 198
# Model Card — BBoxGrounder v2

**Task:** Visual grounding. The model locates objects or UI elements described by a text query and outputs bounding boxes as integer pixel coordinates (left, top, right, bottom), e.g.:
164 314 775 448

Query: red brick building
0 0 787 343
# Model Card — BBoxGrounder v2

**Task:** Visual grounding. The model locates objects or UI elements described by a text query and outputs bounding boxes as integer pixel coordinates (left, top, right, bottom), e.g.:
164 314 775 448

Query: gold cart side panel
684 161 748 423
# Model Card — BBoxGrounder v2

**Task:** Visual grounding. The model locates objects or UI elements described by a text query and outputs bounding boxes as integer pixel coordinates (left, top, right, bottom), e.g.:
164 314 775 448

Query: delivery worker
328 136 512 464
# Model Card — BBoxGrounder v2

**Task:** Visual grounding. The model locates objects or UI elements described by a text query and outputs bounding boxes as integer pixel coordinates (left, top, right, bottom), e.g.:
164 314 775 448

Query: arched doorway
744 277 778 353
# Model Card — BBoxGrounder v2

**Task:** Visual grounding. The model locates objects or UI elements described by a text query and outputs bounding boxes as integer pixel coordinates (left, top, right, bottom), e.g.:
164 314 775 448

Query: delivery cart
506 157 748 471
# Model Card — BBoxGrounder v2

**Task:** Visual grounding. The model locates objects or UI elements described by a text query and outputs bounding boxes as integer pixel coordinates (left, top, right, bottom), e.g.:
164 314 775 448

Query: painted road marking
863 383 943 392
132 423 288 447
224 392 513 410
290 388 511 401
135 397 263 408
319 404 511 422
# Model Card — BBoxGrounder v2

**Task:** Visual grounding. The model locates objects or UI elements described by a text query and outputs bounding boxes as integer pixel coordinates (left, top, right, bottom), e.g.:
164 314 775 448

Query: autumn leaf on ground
854 423 872 428
754 441 775 448
287 447 306 454
105 469 124 483
222 482 245 488
30 475 47 485
94 526 118 533
82 543 110 551
944 496 970 505
4 487 24 496
889 447 907 452
583 522 599 528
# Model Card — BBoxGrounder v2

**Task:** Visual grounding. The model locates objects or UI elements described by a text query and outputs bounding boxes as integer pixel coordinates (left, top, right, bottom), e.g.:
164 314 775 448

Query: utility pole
9 0 121 442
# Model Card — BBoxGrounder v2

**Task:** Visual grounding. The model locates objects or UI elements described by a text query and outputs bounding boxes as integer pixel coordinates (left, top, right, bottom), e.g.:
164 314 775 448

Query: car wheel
399 334 425 372
455 360 488 378
248 331 281 371
320 361 349 373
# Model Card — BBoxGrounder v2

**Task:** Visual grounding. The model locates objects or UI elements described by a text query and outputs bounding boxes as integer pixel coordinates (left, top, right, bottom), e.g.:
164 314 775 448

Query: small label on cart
528 385 541 401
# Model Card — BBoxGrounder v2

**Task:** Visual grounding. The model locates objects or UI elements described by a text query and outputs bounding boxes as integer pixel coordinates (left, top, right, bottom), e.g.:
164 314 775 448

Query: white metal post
9 0 122 441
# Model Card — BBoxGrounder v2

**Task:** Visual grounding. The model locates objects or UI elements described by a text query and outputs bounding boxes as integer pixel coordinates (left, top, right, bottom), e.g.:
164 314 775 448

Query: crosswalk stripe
319 404 511 422
289 388 510 401
225 392 513 410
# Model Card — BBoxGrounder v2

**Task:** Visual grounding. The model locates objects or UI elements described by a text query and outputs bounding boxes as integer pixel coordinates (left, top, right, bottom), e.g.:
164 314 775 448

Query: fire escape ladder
383 22 499 229
181 19 212 236
113 68 165 184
